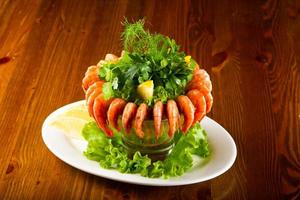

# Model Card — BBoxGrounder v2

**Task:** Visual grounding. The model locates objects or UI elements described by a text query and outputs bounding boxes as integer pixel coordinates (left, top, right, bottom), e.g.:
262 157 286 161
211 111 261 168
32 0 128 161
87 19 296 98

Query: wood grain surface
0 0 299 199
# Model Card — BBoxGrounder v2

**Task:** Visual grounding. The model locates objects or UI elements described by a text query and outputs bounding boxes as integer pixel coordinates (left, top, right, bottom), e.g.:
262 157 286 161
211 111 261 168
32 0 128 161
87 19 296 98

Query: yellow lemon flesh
49 104 93 140
185 55 191 65
137 80 154 100
61 106 93 121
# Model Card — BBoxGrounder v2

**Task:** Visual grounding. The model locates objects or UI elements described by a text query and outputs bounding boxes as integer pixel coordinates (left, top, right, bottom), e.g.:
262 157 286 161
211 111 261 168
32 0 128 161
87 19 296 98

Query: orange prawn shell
166 100 180 137
134 103 148 138
107 98 127 131
153 101 164 139
176 95 195 133
186 89 206 124
93 94 113 137
122 102 138 134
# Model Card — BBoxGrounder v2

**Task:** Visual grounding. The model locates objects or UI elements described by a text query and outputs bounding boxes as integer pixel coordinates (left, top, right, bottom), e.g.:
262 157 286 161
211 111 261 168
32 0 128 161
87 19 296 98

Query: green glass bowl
120 119 174 161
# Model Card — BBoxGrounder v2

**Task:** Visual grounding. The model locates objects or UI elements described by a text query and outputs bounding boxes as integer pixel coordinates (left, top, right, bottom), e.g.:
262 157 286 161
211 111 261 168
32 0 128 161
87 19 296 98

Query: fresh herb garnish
98 19 196 106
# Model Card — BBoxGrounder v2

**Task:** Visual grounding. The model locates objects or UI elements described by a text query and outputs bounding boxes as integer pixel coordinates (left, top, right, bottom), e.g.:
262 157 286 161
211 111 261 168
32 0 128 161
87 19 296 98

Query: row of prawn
82 53 213 138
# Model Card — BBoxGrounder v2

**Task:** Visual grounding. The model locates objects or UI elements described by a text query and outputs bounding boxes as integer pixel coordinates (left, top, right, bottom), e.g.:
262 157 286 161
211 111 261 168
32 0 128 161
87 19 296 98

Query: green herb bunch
98 19 197 106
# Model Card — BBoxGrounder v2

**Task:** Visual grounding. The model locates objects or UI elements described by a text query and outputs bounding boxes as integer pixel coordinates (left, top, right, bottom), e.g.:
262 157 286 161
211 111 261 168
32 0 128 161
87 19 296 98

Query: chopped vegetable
137 80 154 100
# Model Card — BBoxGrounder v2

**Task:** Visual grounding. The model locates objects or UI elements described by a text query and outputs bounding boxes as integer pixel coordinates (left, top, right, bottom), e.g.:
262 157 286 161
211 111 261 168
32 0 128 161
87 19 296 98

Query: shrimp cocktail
81 19 213 178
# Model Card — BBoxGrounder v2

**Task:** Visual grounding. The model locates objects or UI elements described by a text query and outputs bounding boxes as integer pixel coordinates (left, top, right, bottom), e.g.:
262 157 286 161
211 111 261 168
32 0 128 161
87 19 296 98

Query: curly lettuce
82 122 210 178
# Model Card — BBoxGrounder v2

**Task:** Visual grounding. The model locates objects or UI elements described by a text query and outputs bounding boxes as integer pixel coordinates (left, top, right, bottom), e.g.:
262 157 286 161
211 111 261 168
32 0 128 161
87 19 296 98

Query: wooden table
0 0 299 199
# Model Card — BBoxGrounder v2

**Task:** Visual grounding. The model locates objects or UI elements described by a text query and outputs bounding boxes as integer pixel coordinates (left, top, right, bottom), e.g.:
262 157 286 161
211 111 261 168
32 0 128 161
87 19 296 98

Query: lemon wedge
62 106 93 122
50 116 89 140
49 104 93 140
137 80 154 100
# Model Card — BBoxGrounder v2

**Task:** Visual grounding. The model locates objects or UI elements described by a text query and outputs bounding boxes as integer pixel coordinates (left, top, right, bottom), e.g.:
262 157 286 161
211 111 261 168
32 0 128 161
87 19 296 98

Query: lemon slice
137 80 154 100
62 106 93 122
49 104 93 140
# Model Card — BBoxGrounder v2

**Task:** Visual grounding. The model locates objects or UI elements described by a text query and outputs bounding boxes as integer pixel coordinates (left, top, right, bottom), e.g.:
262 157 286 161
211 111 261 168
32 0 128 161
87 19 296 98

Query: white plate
42 101 237 186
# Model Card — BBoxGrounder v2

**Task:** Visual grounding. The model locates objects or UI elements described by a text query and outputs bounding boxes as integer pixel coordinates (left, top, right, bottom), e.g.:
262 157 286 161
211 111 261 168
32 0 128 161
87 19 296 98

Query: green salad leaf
98 19 195 106
82 122 210 179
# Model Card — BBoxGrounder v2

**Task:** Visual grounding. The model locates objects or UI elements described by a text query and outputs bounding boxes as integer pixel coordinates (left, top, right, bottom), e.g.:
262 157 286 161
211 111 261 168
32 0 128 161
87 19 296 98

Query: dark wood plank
0 0 299 199
0 0 45 178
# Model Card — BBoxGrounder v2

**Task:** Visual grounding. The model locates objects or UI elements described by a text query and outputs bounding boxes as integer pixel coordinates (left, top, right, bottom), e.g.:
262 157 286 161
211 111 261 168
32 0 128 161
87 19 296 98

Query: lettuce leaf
82 122 209 178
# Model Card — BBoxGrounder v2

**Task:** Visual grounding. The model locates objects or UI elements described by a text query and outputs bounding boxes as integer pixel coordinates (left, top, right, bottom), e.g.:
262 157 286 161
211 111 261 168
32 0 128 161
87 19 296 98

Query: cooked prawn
167 100 180 137
93 94 113 137
85 82 97 100
153 101 164 139
122 102 137 134
177 95 195 133
82 74 100 91
194 64 200 72
105 54 118 61
192 69 212 91
85 81 104 100
82 66 100 91
85 65 98 76
134 103 148 138
186 89 206 124
186 80 210 95
97 60 106 67
107 98 126 131
193 68 209 78
204 92 213 113
87 87 102 117
96 54 119 67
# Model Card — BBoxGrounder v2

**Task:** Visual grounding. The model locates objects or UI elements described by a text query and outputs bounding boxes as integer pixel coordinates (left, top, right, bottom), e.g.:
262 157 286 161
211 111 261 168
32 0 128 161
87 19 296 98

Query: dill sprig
121 19 150 54
99 19 196 106
121 19 179 59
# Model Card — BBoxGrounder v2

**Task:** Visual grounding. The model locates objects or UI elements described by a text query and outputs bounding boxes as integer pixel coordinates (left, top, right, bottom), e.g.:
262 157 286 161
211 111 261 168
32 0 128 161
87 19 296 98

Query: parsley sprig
99 19 196 106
